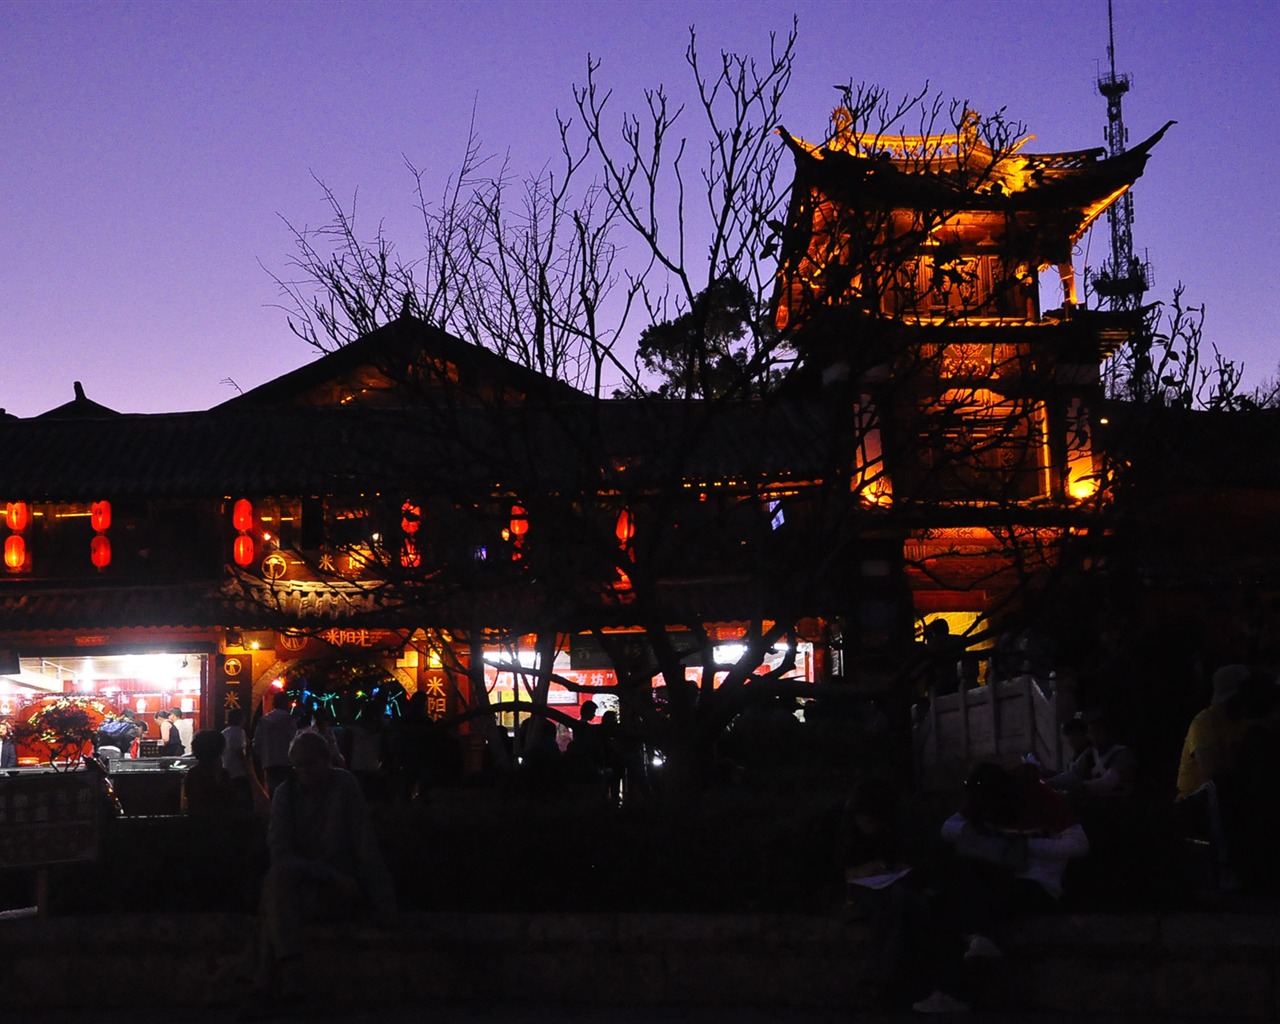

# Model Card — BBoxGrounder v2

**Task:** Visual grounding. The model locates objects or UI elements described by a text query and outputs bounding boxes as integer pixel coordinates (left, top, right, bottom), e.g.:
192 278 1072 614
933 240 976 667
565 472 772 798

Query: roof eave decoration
778 118 1175 221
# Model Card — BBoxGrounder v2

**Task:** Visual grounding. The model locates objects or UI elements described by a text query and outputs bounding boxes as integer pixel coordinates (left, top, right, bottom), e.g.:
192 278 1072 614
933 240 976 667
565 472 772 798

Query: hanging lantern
400 501 421 535
5 502 29 533
509 505 528 538
90 500 112 532
615 508 635 546
90 534 112 569
232 498 254 533
233 534 255 567
4 535 25 570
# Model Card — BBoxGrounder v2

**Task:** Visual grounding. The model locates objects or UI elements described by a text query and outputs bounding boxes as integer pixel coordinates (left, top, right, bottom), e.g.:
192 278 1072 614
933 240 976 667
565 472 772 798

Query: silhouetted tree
261 24 1112 794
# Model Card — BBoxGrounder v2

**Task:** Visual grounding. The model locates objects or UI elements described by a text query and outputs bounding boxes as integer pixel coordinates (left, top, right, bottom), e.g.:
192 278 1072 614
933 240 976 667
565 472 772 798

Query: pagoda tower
772 102 1171 633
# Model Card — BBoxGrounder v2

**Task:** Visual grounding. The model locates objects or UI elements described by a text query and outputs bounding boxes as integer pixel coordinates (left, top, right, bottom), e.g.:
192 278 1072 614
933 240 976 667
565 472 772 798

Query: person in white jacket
913 761 1089 1014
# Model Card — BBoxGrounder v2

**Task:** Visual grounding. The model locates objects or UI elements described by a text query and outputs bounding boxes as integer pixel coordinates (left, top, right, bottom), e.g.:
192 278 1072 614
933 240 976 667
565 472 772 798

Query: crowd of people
55 649 1280 1018
844 657 1280 1014
169 689 468 818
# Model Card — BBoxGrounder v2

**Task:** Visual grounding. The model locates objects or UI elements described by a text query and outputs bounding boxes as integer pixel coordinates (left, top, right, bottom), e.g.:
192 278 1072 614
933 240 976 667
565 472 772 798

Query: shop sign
217 653 254 724
274 628 403 659
570 631 700 671
420 673 448 720
0 771 102 868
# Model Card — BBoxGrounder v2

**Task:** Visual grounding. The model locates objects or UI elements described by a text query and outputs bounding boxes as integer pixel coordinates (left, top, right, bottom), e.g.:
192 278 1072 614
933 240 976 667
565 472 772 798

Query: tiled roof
0 582 226 631
217 314 585 409
0 398 830 501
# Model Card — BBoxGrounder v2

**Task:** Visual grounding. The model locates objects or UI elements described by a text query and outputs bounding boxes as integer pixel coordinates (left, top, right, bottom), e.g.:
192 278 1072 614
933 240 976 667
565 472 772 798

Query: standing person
389 691 432 802
347 698 386 801
222 708 252 810
565 700 604 782
169 707 194 755
254 692 298 797
155 710 184 757
182 729 235 816
0 720 17 768
246 730 395 1009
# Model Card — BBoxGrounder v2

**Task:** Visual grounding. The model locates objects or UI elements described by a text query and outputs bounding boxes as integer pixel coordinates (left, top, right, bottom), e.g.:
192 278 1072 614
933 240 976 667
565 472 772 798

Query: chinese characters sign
0 772 102 868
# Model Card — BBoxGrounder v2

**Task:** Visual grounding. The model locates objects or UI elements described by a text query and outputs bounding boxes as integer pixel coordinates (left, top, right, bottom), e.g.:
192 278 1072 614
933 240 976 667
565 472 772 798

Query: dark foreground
8 1007 1266 1024
5 908 1280 1020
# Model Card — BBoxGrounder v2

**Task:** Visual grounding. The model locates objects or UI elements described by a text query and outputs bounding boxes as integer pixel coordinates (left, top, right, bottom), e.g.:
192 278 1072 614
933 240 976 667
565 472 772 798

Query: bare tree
1103 284 1247 410
254 26 1115 795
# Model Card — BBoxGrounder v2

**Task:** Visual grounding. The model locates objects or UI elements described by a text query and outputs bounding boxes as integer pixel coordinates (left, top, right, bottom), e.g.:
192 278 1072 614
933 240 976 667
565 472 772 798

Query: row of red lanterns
395 501 634 571
1 498 639 575
4 501 113 571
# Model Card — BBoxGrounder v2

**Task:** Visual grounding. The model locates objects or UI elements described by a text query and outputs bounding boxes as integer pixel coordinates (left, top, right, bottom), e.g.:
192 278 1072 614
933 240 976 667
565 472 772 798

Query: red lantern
233 534 255 567
509 505 528 538
90 534 111 569
400 501 421 535
5 502 29 533
232 499 254 533
4 535 25 570
400 538 421 569
615 508 635 545
91 500 112 532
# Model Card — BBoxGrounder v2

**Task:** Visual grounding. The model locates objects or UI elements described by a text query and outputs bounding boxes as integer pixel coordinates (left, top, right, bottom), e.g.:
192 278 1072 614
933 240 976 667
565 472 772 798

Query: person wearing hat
1176 664 1255 800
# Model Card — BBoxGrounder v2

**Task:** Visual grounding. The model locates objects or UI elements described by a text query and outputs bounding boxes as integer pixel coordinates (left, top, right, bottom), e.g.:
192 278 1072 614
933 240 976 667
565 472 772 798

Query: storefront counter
106 757 192 816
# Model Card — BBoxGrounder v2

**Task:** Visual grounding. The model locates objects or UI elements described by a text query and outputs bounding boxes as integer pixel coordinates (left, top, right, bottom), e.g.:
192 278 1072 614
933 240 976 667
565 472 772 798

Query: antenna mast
1090 0 1150 311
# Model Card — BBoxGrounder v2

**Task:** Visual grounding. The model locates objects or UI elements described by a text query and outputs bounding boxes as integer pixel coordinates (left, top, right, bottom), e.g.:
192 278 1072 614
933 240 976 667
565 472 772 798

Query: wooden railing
912 669 1077 790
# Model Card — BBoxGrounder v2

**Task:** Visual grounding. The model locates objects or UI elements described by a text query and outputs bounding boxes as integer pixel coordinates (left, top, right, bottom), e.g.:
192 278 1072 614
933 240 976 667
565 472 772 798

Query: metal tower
1089 0 1150 311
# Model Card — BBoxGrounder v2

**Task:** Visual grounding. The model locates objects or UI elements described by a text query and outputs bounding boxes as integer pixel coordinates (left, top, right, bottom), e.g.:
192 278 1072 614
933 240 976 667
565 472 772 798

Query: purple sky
3 0 1276 418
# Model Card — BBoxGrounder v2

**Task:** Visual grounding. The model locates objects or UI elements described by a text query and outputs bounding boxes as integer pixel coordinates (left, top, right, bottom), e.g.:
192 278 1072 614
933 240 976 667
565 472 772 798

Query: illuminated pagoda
772 105 1173 648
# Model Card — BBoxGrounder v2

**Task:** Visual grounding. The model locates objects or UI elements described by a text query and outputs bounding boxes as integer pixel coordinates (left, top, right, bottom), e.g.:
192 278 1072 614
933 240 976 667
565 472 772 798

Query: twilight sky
3 0 1276 418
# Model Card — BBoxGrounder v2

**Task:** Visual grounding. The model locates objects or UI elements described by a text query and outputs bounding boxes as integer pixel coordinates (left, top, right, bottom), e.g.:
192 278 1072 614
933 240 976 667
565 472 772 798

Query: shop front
0 648 210 766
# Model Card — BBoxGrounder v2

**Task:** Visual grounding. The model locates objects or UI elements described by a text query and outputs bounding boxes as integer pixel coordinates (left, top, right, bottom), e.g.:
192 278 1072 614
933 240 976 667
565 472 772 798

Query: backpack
98 718 141 747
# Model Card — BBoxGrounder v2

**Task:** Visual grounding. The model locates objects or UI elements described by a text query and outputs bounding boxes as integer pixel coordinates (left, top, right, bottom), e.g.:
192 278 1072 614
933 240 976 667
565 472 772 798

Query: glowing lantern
90 534 111 569
233 534 255 567
90 500 112 532
4 535 25 570
5 502 29 533
509 505 528 538
232 499 254 533
508 504 529 562
400 501 421 535
615 508 635 546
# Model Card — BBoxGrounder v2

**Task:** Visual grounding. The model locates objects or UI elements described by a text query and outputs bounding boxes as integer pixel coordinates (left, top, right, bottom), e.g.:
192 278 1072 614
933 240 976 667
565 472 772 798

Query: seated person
1047 716 1091 793
912 761 1089 1014
247 730 396 1006
1052 711 1138 802
1177 664 1254 800
841 779 927 1009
